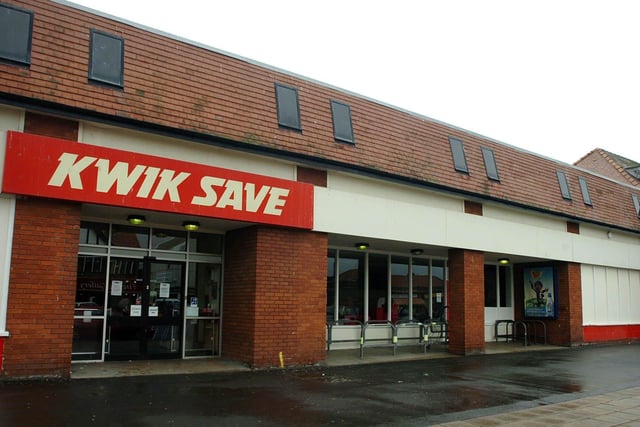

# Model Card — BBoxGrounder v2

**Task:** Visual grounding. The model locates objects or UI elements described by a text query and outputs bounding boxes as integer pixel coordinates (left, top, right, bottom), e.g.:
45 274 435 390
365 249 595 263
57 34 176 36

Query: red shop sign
3 131 314 229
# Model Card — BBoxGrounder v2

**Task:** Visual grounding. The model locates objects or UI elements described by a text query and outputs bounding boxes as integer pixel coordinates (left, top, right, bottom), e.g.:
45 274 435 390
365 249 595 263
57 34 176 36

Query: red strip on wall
2 131 314 229
583 325 640 342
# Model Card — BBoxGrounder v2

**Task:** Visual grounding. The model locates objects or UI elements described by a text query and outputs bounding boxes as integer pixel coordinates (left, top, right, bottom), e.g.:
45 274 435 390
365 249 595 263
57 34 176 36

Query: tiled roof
575 149 640 187
1 0 639 233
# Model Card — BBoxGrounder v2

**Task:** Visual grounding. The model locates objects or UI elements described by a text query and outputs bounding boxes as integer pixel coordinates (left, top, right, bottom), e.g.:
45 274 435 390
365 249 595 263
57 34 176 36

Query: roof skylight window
481 147 500 181
556 171 572 201
578 177 592 206
449 137 469 174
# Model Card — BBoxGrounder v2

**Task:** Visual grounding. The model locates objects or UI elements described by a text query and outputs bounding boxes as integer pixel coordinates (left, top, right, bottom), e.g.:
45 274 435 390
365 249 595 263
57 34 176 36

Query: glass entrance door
106 257 184 360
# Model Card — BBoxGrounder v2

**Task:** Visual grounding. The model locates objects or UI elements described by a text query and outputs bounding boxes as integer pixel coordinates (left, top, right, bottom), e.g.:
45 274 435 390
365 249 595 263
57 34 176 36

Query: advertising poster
524 266 557 318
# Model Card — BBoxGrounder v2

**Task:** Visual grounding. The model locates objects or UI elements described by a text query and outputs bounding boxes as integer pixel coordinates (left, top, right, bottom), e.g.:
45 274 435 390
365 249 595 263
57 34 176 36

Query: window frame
0 3 34 66
88 29 125 88
330 100 354 144
556 170 572 201
275 83 302 131
578 176 592 206
481 146 500 181
633 194 640 218
449 136 469 174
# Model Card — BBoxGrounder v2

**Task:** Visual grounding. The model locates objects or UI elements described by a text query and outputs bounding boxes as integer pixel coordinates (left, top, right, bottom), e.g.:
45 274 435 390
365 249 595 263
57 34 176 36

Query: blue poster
524 266 557 318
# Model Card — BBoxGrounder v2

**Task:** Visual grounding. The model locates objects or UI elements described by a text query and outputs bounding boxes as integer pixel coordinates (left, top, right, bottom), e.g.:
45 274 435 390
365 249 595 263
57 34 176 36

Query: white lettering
216 179 243 210
136 167 160 198
47 153 97 189
151 169 191 202
94 159 146 195
264 187 289 215
244 183 270 212
191 176 225 206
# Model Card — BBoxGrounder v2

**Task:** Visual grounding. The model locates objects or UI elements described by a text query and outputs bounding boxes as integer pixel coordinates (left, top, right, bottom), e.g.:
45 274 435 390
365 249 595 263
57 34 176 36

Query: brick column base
448 249 485 355
2 198 80 379
223 226 327 368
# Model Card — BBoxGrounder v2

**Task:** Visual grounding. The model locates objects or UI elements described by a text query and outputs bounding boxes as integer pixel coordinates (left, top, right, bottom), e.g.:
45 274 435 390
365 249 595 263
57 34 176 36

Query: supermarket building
0 0 639 379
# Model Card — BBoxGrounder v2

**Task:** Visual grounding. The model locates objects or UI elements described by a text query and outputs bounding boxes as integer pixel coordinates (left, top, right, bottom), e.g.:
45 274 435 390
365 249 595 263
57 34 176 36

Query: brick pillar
447 249 485 355
2 198 81 379
223 225 327 368
555 261 583 346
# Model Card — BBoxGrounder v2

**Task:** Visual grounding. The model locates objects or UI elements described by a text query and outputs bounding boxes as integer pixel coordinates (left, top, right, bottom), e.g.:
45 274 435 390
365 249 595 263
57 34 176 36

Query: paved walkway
436 386 640 426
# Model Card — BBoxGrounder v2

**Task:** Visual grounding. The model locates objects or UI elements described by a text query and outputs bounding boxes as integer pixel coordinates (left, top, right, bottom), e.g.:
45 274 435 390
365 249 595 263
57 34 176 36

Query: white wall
80 122 296 180
0 106 24 336
582 265 640 325
315 171 640 270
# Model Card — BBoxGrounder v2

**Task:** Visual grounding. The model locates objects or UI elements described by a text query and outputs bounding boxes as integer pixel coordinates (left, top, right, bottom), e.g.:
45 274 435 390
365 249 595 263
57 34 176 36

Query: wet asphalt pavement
0 344 638 426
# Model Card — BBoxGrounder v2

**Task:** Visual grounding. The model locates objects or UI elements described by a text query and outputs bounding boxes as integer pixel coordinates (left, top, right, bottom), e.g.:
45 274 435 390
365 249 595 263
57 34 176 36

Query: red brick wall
513 262 583 346
297 166 327 187
2 198 81 379
447 249 485 355
24 112 79 141
567 221 580 234
464 200 483 216
223 226 328 368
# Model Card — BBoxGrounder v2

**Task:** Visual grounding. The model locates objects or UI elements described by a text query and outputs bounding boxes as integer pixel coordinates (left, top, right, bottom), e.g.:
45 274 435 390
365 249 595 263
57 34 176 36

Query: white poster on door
111 280 123 296
148 306 159 317
159 282 170 298
130 304 142 317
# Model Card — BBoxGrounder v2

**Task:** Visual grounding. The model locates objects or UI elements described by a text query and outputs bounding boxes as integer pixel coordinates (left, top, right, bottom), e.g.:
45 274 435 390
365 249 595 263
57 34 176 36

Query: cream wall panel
582 264 640 325
0 196 15 335
80 123 295 180
0 106 24 193
581 266 596 324
483 203 566 232
328 172 463 212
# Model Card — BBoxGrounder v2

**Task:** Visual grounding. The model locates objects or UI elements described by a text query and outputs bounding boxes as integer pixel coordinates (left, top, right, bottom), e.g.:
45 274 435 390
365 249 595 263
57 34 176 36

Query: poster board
523 266 557 319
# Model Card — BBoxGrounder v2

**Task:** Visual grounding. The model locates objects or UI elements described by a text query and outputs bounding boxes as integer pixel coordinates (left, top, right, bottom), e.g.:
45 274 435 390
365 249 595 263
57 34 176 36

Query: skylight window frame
275 83 302 131
578 176 592 206
556 170 572 201
88 29 125 88
330 100 354 144
0 3 34 66
449 136 469 174
633 194 640 218
481 146 500 182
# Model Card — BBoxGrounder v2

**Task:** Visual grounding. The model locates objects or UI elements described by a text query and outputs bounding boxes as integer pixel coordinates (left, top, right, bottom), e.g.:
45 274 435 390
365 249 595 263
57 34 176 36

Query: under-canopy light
127 215 145 225
183 221 200 232
355 242 369 250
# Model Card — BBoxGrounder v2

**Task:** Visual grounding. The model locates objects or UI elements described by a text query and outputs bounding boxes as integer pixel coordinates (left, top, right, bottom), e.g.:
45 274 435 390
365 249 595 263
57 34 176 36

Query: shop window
152 228 186 252
481 147 500 181
0 4 33 66
189 232 223 254
79 221 109 245
275 83 301 131
73 254 107 361
449 136 469 174
556 170 572 200
326 250 337 322
185 262 221 356
337 251 365 322
368 254 389 321
89 29 124 88
111 224 149 249
578 176 592 206
331 100 354 144
485 264 512 308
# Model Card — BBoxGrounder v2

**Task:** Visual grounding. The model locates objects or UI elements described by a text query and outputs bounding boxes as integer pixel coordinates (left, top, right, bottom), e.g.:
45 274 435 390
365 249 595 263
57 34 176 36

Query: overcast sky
69 0 640 165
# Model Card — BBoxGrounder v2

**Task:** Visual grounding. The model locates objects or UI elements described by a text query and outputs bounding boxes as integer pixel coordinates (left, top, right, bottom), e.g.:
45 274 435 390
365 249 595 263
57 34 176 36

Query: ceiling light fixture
182 221 200 232
355 242 369 250
498 258 510 265
127 215 146 225
410 248 424 255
